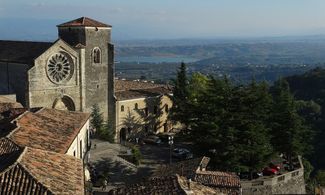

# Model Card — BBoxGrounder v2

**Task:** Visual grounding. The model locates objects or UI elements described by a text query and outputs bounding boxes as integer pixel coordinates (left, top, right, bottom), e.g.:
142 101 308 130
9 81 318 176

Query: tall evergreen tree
271 79 311 164
170 62 190 126
233 81 274 177
91 104 103 131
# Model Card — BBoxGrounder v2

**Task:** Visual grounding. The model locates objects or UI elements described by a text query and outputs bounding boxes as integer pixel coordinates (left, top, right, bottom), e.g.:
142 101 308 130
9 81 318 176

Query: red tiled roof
0 138 84 195
115 80 164 92
110 176 186 195
153 157 241 194
194 170 241 189
57 17 112 28
114 80 172 100
7 108 90 153
109 175 221 195
153 157 205 178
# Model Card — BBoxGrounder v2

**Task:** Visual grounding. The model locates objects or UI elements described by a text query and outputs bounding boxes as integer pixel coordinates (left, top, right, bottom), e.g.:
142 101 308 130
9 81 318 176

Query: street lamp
168 135 174 164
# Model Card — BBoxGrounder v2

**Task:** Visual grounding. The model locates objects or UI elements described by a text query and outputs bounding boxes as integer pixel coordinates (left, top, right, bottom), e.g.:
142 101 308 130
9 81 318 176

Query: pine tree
233 81 274 177
170 62 190 126
98 122 116 143
271 79 311 165
91 104 103 131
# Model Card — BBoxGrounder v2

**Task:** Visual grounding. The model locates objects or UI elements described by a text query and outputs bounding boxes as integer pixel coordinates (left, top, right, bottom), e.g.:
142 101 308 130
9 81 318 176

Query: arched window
93 47 101 63
134 103 138 110
121 105 124 112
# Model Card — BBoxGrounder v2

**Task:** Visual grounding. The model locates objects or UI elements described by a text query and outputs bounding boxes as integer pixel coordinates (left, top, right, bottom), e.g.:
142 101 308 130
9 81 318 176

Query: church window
134 103 138 110
93 48 101 63
121 105 124 112
47 53 73 83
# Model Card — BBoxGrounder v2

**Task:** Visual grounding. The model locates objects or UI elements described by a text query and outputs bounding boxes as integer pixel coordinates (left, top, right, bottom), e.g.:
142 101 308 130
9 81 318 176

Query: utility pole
168 135 174 164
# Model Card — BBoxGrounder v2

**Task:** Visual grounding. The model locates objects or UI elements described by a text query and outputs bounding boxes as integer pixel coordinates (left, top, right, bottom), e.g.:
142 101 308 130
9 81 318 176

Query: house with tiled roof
153 157 242 195
0 16 114 122
0 107 91 160
114 79 175 143
0 138 84 195
108 174 222 195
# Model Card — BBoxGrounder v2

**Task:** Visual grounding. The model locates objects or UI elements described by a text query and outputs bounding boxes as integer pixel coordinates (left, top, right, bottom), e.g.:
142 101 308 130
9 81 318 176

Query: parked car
172 148 193 159
143 135 162 145
269 163 281 171
262 167 278 176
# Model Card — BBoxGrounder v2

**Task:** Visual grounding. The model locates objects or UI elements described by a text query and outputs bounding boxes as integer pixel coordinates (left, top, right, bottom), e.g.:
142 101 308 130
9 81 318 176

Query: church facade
0 17 115 120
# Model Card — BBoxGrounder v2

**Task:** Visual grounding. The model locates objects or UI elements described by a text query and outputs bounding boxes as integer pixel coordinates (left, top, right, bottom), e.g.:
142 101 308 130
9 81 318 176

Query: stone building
114 80 173 142
0 17 115 120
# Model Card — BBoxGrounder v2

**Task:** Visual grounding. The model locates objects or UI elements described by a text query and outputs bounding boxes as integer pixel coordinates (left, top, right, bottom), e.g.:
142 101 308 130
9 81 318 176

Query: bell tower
57 17 114 120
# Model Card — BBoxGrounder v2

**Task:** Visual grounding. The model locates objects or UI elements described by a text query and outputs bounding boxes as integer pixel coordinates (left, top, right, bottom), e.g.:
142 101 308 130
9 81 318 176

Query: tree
271 79 311 165
316 170 325 186
190 77 240 171
233 81 274 177
90 104 103 131
98 122 115 143
170 62 190 127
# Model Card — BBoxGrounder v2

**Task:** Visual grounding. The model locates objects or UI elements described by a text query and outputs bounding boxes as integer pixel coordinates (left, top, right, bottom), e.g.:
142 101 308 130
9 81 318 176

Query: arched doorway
53 95 75 111
120 128 127 143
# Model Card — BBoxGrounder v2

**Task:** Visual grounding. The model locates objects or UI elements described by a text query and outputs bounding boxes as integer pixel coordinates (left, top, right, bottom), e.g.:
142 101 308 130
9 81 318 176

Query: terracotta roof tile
58 17 111 28
194 170 241 188
0 138 84 195
7 108 90 153
153 157 241 194
109 175 222 195
153 157 204 178
115 80 164 92
109 176 186 195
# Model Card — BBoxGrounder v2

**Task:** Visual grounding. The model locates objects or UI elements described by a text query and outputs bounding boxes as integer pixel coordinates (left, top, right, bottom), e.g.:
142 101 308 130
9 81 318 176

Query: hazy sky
1 0 325 40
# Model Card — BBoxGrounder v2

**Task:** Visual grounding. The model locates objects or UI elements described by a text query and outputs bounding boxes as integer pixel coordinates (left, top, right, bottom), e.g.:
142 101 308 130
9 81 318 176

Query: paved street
89 139 193 194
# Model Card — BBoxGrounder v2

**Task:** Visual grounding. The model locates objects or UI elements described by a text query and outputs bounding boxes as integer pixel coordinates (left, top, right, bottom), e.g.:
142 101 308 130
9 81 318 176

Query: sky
0 0 325 41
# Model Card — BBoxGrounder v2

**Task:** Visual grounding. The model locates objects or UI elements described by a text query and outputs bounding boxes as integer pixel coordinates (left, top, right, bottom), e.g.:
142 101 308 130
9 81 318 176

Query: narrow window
121 105 125 112
145 107 148 116
135 103 138 110
73 150 76 157
79 140 83 159
93 48 101 63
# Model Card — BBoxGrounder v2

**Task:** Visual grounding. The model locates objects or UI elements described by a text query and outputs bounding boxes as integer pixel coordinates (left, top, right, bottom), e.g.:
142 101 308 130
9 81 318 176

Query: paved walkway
89 139 159 193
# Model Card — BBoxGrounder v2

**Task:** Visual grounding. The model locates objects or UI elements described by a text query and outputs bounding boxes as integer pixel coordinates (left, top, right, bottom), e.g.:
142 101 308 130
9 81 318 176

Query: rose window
47 53 73 83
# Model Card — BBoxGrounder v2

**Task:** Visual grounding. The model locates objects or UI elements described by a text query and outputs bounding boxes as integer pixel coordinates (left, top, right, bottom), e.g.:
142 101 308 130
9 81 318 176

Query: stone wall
27 40 81 111
58 26 113 119
83 27 111 120
242 157 306 195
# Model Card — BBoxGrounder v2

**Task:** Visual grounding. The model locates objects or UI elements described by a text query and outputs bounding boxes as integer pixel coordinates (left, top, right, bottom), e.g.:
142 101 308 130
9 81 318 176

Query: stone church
0 17 115 120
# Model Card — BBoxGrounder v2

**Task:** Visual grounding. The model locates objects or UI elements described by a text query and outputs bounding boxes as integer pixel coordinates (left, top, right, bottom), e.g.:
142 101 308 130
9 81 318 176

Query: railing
241 156 304 188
